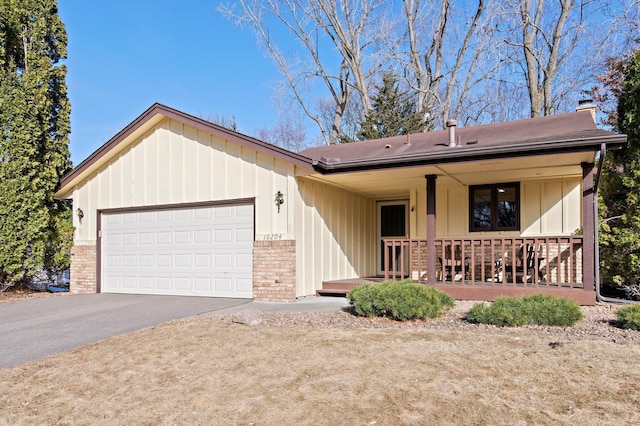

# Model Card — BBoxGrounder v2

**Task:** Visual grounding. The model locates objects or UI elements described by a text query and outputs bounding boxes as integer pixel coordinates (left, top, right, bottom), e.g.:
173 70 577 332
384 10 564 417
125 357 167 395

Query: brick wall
70 245 97 294
253 240 296 302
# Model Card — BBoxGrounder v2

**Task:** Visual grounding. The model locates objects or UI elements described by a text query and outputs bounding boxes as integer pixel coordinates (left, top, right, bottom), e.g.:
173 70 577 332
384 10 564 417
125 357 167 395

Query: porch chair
438 245 470 282
493 244 544 284
516 244 545 283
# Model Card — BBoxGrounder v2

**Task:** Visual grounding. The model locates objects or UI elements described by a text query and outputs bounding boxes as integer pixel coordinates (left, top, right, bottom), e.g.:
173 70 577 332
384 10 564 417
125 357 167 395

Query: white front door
376 200 409 276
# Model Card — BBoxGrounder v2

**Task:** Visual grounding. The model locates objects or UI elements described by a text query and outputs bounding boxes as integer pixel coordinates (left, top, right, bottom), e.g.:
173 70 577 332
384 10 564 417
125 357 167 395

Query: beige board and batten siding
407 177 582 238
521 179 582 235
72 118 295 244
294 178 376 297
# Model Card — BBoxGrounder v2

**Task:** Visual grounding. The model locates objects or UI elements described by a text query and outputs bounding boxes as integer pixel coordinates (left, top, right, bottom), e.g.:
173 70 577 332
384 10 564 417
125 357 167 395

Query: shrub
466 294 583 327
616 304 640 331
347 280 454 321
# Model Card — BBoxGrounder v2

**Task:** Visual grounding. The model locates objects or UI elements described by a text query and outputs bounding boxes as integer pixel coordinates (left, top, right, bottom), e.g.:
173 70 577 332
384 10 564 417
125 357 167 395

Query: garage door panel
122 255 137 267
122 213 138 224
174 254 191 267
236 228 254 243
174 231 191 244
236 205 253 217
104 254 121 268
105 214 122 225
214 278 232 292
194 230 211 244
214 229 232 243
214 206 232 219
195 278 213 292
193 208 213 220
104 276 121 289
102 203 254 298
121 233 136 245
156 232 172 245
122 277 136 289
236 277 253 292
156 254 172 267
194 254 211 267
236 253 252 268
139 254 154 267
138 233 154 245
139 277 154 289
156 211 172 222
174 209 191 220
175 277 191 291
105 234 121 247
138 211 154 223
214 254 232 267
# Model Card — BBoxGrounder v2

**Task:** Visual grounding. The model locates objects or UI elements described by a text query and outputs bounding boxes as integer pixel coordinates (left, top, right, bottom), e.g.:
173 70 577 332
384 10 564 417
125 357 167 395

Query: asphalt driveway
0 294 252 369
0 293 350 370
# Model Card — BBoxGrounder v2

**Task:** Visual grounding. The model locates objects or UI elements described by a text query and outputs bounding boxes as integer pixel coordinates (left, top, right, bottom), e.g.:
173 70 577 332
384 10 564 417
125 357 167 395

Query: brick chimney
576 99 597 123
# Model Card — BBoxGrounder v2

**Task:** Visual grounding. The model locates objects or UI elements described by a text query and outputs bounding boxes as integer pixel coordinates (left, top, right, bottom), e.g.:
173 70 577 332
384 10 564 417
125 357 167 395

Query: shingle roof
300 111 626 172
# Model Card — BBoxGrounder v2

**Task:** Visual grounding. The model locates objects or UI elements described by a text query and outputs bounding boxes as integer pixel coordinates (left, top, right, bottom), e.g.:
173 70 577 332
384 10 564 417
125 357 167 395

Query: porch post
582 162 595 292
426 175 437 284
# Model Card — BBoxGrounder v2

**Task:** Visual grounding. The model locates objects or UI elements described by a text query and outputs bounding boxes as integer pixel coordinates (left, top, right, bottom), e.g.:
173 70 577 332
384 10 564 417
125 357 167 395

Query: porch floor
318 277 596 305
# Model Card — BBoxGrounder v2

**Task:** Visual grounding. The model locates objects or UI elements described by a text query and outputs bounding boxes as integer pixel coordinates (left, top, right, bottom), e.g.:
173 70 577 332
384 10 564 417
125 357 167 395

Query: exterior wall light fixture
275 191 284 213
76 207 84 224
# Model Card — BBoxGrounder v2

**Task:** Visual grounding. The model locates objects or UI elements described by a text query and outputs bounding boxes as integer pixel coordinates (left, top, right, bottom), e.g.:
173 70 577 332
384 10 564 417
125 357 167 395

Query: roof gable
56 103 314 198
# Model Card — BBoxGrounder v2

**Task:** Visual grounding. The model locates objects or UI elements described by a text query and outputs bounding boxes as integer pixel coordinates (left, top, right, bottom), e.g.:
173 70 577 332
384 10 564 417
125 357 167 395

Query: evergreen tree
598 49 640 293
358 72 430 141
0 0 72 289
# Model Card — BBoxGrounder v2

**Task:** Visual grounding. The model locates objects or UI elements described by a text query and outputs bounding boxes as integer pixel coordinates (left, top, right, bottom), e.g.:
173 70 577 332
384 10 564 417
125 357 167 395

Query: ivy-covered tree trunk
0 0 72 289
599 49 640 296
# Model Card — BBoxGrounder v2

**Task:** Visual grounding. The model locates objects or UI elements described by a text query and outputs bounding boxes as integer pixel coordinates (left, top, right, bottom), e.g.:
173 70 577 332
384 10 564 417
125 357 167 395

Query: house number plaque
262 234 283 240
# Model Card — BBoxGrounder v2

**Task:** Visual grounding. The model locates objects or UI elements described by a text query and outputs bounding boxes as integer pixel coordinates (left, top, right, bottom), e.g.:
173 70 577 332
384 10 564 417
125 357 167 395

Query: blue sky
58 1 282 165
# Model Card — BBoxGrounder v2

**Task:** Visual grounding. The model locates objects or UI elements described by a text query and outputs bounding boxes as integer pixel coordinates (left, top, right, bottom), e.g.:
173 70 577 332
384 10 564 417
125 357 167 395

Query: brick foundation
253 240 296 302
70 245 97 294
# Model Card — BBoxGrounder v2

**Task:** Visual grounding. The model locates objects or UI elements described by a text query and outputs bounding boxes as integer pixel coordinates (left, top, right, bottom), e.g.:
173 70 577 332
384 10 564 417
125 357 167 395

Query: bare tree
395 0 502 127
221 0 631 143
618 0 640 46
496 0 617 117
199 113 238 131
256 111 308 151
219 0 391 144
519 0 577 116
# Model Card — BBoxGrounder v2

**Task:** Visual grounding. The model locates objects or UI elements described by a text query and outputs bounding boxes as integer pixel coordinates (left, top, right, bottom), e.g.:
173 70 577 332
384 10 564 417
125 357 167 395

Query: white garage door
101 203 253 298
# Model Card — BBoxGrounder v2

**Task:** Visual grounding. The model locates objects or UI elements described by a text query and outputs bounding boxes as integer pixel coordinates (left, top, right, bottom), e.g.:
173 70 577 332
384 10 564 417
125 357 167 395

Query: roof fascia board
55 105 166 198
313 134 627 173
155 104 314 170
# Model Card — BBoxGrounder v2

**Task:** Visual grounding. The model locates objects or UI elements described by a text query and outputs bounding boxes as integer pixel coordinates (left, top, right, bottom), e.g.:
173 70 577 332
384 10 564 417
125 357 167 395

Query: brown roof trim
312 134 627 173
58 103 314 191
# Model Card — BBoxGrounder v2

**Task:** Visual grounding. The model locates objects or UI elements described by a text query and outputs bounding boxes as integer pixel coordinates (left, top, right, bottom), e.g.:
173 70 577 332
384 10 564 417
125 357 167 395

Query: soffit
302 152 593 198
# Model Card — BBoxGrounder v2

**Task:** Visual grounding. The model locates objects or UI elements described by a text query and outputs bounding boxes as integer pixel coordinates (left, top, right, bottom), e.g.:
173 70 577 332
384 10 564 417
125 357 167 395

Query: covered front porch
301 110 628 305
313 160 598 305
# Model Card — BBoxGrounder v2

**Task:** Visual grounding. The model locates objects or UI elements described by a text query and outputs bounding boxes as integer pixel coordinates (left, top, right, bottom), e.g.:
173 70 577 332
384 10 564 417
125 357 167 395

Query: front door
377 200 409 276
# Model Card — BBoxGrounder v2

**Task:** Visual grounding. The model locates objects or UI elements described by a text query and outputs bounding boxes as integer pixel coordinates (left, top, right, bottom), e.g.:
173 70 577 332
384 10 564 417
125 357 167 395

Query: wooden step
317 277 383 297
316 288 350 297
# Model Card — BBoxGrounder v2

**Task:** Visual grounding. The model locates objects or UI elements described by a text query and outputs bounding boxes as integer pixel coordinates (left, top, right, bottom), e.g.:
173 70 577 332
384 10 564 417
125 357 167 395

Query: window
469 183 519 232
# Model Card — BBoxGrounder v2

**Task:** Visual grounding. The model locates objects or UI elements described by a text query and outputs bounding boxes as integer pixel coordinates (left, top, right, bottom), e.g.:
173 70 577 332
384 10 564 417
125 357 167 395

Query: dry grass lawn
0 308 639 425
